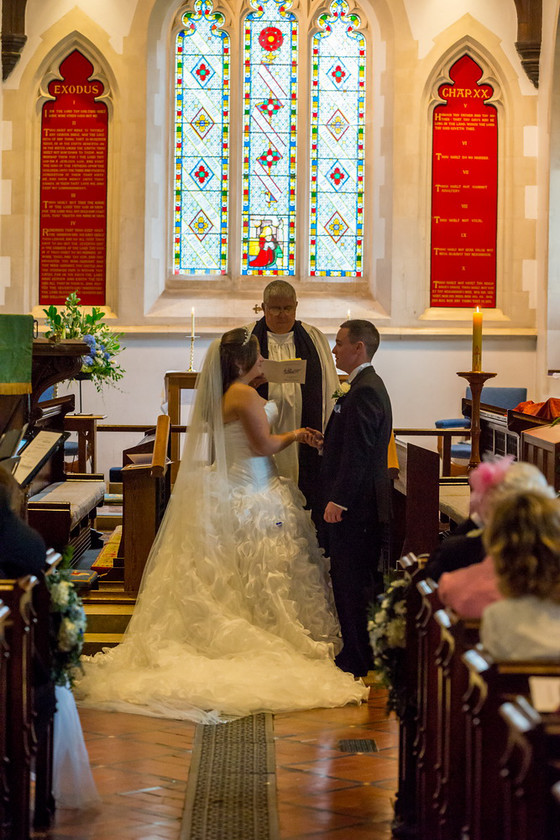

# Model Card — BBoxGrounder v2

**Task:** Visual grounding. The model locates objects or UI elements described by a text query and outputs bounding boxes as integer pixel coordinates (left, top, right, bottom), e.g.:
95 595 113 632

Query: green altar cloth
0 315 33 394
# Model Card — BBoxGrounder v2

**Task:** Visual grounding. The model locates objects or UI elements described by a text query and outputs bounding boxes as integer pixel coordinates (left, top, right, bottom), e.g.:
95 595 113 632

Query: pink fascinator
469 454 515 518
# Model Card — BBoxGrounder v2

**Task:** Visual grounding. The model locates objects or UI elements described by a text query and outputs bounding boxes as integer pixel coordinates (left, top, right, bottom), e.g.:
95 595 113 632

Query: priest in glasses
248 280 339 517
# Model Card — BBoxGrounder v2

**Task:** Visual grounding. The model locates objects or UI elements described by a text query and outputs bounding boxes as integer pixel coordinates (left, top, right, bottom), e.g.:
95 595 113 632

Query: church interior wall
59 330 536 477
0 0 552 467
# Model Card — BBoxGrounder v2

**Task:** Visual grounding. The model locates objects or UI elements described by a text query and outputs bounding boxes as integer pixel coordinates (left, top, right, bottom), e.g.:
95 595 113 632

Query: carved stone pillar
514 0 543 88
2 0 29 81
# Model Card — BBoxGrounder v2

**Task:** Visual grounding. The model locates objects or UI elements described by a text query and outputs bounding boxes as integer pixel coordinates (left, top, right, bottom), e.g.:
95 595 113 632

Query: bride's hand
293 428 312 446
293 428 322 448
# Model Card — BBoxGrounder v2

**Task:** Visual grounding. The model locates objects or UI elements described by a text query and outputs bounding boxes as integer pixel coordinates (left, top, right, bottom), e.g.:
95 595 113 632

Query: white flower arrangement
368 576 409 716
46 552 87 687
43 291 124 391
49 579 72 609
332 381 351 400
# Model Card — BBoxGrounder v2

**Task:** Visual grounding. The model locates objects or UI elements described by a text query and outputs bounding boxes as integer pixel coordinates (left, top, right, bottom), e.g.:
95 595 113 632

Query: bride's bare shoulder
225 381 258 402
223 382 265 421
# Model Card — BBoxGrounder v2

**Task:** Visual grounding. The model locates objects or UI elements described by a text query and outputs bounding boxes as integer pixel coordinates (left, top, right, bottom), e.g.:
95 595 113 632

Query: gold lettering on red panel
39 50 108 305
430 55 497 308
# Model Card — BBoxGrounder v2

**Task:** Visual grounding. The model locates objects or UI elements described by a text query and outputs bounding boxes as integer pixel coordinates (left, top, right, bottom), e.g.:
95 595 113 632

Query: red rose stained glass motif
329 166 345 186
258 146 282 169
196 61 212 83
256 96 283 119
258 27 284 52
330 64 346 84
193 163 211 185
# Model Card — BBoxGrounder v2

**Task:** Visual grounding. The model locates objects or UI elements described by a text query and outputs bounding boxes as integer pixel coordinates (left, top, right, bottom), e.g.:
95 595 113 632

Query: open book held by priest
261 358 307 384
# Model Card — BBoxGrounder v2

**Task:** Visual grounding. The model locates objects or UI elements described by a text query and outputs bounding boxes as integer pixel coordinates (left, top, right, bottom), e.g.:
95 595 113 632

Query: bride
76 328 368 722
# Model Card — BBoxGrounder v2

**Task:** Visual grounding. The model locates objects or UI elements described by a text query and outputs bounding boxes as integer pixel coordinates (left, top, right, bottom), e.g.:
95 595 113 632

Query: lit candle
191 307 195 339
472 307 482 372
347 309 351 321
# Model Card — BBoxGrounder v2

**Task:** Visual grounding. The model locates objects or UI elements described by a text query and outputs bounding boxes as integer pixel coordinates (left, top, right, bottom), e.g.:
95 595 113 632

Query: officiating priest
248 280 339 513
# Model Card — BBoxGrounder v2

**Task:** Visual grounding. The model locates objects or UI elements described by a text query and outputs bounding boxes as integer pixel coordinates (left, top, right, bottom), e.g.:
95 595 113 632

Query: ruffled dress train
76 407 368 721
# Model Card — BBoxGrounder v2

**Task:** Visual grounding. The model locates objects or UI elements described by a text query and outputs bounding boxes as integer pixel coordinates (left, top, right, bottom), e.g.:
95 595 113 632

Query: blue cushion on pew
450 442 471 459
435 418 470 429
466 386 527 411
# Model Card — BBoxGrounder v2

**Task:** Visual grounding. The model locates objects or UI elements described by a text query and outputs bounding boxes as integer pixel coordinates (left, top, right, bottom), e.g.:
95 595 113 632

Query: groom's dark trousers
317 366 392 677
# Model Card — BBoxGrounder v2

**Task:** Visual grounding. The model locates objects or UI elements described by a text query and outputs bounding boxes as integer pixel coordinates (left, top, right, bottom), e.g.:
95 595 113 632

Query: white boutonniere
332 382 351 400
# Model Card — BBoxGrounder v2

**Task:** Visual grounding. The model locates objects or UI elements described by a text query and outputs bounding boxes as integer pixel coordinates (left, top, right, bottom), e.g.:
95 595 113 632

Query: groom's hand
324 501 344 523
305 428 323 449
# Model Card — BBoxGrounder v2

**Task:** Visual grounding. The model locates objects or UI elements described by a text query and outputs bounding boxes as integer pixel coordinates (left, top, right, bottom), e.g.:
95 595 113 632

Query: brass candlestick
456 370 497 469
187 334 197 373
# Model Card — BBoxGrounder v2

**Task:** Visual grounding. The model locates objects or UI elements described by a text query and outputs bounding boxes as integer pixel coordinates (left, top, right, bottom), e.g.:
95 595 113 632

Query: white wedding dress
76 402 368 722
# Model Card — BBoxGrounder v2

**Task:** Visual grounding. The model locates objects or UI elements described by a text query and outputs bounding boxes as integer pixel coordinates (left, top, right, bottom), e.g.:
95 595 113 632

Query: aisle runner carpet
180 712 279 840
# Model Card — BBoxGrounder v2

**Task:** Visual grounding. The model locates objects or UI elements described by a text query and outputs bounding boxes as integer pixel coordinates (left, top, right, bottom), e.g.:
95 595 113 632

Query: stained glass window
172 0 368 281
173 0 229 275
309 0 365 277
241 0 298 276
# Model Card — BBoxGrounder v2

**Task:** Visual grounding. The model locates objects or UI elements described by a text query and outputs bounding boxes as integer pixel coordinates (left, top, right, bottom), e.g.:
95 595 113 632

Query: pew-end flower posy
46 548 87 688
43 291 124 391
368 575 408 717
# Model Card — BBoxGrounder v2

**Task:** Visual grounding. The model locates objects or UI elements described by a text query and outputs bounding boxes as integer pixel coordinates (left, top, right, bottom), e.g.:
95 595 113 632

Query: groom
316 320 393 678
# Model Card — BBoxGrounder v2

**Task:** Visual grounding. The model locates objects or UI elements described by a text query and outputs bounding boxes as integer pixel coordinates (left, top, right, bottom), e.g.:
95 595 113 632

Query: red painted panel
430 55 497 308
39 50 108 305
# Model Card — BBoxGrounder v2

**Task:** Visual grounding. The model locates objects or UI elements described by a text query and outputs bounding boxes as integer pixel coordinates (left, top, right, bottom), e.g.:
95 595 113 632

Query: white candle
472 307 482 372
346 309 351 321
191 307 195 339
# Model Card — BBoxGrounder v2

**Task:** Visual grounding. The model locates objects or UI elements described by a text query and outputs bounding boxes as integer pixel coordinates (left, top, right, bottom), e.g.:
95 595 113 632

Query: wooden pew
521 424 560 492
432 608 480 840
0 551 60 839
499 696 560 840
415 578 444 838
394 546 560 840
391 439 470 565
392 553 427 838
0 600 10 839
461 649 560 840
120 415 172 595
0 575 38 840
32 549 61 832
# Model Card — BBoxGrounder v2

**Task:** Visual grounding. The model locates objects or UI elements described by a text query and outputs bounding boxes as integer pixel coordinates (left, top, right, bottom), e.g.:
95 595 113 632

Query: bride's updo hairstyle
220 328 259 392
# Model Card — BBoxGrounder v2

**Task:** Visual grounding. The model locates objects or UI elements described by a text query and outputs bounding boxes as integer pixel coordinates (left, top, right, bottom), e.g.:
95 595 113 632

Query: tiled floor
46 685 398 840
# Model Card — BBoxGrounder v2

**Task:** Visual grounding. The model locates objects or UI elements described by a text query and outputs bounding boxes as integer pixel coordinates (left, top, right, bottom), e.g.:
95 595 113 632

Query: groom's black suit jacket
319 365 392 526
317 364 392 676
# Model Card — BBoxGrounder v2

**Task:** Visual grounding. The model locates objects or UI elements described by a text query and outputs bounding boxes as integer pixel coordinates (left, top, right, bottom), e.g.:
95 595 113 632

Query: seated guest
425 457 551 582
438 553 501 620
0 466 46 577
437 461 556 619
480 491 560 660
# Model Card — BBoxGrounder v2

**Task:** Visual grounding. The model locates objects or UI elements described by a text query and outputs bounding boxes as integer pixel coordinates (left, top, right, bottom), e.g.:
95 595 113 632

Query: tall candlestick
472 307 482 372
187 307 196 372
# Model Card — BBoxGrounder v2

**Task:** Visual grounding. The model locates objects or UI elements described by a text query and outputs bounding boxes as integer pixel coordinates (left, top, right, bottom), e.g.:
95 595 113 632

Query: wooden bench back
0 575 38 840
462 649 560 840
